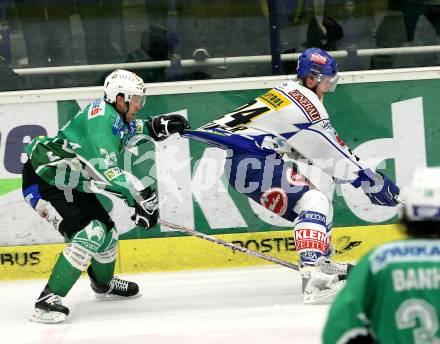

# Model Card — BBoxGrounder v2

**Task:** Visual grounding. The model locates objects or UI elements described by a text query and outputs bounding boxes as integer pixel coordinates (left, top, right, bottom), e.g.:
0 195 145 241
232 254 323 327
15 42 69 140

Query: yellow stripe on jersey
258 90 291 110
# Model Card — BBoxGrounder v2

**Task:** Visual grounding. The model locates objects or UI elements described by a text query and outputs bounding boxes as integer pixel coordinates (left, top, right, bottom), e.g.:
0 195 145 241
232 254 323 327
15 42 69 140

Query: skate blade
303 280 345 305
29 308 67 324
94 292 142 300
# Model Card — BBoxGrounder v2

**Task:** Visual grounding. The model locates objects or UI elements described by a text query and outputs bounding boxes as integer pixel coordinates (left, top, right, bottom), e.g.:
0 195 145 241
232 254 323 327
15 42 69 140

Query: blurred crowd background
1 0 440 91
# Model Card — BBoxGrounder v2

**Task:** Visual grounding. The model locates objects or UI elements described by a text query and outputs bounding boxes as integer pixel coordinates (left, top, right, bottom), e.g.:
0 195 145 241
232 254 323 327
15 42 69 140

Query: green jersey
24 98 154 206
323 239 440 344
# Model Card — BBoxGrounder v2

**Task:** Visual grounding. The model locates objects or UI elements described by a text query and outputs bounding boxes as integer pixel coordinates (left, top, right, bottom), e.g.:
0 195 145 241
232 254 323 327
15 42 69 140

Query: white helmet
103 69 146 106
402 167 440 221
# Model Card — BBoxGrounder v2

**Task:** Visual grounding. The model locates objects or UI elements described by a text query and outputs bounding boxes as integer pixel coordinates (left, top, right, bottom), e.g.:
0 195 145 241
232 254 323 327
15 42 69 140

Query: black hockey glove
147 114 189 141
131 187 159 229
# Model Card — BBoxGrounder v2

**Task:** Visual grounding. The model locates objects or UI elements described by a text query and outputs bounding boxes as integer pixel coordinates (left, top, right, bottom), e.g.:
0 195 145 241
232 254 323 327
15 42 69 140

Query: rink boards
0 68 438 280
0 224 405 280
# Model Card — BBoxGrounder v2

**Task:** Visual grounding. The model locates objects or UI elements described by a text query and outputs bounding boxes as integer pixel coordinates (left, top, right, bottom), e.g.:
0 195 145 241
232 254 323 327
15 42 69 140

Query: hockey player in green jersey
323 167 440 343
21 69 189 323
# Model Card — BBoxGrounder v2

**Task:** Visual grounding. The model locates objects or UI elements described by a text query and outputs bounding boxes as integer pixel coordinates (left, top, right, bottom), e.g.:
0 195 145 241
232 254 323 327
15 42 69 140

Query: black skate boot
30 285 69 323
87 266 140 299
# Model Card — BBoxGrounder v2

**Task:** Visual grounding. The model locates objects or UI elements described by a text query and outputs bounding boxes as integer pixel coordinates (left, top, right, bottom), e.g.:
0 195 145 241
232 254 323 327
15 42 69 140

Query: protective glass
318 74 339 92
130 95 147 108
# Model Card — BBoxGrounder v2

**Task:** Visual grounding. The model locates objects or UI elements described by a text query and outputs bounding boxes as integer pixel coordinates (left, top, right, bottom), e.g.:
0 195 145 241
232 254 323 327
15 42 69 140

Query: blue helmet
296 48 338 80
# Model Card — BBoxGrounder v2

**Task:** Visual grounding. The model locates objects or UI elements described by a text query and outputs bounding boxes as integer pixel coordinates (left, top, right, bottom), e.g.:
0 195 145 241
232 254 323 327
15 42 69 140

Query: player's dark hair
105 92 130 123
104 92 123 107
400 215 440 238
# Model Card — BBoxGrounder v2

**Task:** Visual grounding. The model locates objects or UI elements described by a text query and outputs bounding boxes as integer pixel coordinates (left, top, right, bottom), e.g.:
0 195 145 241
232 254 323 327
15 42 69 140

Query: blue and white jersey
184 79 365 182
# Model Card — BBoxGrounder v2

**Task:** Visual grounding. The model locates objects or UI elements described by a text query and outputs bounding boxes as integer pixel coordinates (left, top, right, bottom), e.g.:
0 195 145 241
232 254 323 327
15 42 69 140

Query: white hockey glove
35 199 62 230
131 187 158 229
147 114 189 141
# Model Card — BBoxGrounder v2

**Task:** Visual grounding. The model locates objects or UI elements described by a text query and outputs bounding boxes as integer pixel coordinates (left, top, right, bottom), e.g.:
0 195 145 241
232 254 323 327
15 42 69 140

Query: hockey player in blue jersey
183 48 400 304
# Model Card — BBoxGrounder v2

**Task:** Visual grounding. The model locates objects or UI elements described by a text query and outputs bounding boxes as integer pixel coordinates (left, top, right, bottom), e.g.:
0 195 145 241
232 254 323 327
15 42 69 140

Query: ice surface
0 266 329 344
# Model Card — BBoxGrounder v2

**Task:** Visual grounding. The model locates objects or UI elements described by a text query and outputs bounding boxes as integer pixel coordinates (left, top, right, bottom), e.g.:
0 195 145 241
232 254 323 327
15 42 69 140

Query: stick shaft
159 219 299 271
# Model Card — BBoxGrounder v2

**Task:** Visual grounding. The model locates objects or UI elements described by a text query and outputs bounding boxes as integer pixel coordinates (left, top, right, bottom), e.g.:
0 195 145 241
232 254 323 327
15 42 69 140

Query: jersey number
396 298 440 344
223 100 269 127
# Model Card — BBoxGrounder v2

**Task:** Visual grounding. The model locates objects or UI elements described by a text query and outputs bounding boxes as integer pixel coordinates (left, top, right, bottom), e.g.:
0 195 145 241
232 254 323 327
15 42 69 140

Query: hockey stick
159 219 299 271
395 195 406 205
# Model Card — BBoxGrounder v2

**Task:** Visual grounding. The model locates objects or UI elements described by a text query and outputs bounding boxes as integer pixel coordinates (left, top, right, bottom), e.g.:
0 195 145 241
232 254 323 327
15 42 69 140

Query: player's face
306 74 338 101
125 95 146 122
317 75 338 93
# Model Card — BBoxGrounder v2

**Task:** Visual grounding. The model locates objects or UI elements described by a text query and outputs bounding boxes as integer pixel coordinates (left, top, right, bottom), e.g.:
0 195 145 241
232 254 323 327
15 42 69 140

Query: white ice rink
0 266 330 344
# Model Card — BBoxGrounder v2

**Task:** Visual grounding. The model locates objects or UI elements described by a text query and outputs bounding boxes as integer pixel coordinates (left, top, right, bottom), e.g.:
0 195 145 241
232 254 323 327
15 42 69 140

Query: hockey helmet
104 69 147 107
296 48 338 91
402 167 440 221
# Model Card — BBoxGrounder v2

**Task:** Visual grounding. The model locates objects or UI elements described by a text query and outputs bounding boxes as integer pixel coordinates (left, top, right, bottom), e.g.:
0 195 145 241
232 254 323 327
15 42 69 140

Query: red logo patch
288 89 321 122
90 107 101 116
260 188 288 216
294 228 329 252
310 53 327 65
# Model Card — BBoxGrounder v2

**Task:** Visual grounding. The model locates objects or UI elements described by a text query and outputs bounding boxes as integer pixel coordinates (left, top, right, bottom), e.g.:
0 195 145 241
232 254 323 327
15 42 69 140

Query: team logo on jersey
88 99 105 119
258 90 290 110
100 148 118 168
104 167 123 181
127 120 136 135
135 119 144 134
112 115 124 136
320 120 333 130
288 89 321 122
286 167 310 186
310 53 327 65
260 188 288 216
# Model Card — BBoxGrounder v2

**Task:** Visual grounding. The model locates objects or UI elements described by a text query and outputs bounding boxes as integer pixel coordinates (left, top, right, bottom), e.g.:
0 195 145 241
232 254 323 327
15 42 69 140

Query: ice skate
319 259 355 280
30 285 69 323
301 265 346 305
87 266 140 299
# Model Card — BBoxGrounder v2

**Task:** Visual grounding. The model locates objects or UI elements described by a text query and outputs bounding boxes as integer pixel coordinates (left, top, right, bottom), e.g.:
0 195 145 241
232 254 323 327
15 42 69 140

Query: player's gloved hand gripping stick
131 187 158 229
351 169 400 206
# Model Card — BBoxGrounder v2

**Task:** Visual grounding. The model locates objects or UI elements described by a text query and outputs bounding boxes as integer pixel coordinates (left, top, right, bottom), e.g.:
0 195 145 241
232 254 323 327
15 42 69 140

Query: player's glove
147 114 190 141
131 187 159 229
351 169 400 207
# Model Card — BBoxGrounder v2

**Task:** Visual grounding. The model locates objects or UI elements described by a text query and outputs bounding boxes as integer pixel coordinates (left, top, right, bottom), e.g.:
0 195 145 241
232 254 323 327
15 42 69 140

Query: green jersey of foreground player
323 167 440 343
21 69 188 323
